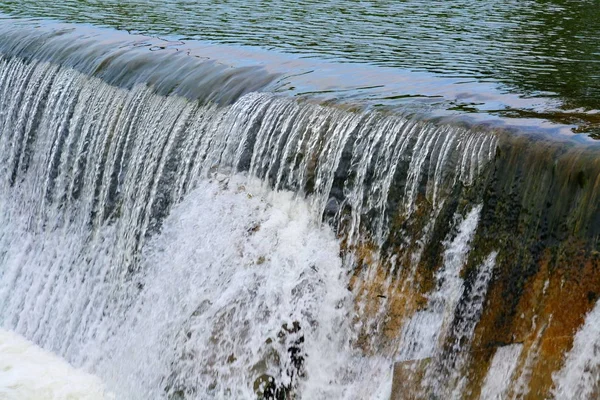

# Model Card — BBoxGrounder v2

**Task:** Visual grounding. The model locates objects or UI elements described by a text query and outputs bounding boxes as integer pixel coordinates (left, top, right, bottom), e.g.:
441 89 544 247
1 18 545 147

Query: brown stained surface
345 197 445 353
388 250 600 400
527 254 600 398
390 359 430 400
465 244 600 399
348 248 429 355
345 134 600 399
453 135 600 398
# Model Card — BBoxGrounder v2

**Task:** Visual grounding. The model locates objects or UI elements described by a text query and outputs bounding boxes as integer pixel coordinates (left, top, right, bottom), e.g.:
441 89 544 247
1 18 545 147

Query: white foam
0 328 112 400
83 176 390 399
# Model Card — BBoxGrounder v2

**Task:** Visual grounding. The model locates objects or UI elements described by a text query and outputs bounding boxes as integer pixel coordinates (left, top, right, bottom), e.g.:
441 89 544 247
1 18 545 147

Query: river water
1 1 599 138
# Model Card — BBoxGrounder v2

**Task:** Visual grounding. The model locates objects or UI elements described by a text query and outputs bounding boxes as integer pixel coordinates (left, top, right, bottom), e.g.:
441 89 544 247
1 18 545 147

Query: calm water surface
0 0 599 137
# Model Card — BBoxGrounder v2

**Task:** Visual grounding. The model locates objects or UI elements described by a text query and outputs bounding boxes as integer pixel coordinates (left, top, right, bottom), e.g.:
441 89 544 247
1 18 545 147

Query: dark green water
1 0 599 137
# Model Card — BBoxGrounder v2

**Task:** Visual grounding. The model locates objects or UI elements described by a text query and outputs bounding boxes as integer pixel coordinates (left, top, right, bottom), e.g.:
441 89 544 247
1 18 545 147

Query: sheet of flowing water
1 12 599 139
427 250 499 399
397 205 483 363
480 344 524 400
552 301 600 399
394 204 499 399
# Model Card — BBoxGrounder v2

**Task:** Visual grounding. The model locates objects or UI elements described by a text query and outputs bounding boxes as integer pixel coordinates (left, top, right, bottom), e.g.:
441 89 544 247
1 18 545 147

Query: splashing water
85 176 391 400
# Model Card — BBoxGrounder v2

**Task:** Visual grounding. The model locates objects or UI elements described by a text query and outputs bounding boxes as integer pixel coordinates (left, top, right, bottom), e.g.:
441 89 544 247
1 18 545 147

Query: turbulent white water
87 176 391 400
0 328 112 400
0 172 392 399
0 45 498 398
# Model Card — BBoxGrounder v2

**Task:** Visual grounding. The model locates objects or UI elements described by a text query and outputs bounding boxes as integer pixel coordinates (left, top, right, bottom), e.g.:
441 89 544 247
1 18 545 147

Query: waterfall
0 40 496 398
2 20 599 400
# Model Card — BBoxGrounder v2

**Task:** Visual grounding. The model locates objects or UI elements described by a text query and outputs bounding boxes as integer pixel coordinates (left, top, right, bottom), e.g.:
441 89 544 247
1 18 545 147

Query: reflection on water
0 0 599 138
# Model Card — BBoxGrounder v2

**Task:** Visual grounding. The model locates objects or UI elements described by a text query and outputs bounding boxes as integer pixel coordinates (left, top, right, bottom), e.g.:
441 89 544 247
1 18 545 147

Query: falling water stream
0 17 599 400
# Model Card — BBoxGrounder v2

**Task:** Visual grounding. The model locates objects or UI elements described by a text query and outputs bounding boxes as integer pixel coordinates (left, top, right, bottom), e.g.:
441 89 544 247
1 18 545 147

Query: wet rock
324 197 340 217
390 359 430 400
253 374 289 400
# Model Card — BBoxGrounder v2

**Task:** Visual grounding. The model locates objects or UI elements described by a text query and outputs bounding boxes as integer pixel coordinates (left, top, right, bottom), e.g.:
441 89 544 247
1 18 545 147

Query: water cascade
0 22 599 400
